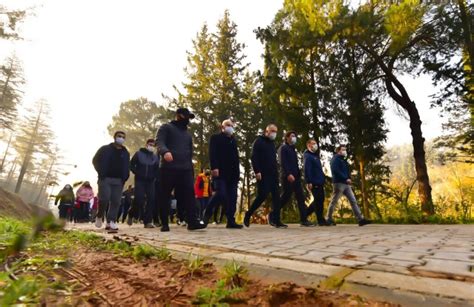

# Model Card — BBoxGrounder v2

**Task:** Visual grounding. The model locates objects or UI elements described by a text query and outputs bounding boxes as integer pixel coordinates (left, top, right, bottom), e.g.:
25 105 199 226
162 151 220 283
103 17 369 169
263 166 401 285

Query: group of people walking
54 181 96 222
58 107 371 233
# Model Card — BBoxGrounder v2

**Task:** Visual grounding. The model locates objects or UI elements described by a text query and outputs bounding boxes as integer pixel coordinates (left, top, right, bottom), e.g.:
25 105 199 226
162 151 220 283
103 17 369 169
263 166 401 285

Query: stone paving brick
426 251 473 262
376 251 427 262
290 250 338 262
324 256 368 267
371 257 421 268
412 258 474 280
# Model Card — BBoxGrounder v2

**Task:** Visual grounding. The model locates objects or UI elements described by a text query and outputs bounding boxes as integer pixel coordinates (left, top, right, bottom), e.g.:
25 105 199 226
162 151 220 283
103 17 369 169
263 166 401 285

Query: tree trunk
0 133 13 174
358 159 370 218
384 76 434 215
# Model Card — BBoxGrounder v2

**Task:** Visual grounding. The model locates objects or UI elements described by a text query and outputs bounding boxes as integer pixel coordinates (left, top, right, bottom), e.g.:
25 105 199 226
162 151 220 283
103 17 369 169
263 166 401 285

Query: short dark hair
285 131 296 138
335 145 346 152
146 138 155 144
114 131 126 138
306 138 316 145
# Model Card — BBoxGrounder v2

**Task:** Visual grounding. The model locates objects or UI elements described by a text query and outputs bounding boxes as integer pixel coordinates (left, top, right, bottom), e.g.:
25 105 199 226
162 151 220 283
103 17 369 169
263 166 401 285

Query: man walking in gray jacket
156 108 206 232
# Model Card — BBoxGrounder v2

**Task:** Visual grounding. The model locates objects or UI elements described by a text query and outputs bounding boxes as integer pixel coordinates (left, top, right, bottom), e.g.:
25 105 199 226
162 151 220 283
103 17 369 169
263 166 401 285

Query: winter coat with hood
130 148 159 181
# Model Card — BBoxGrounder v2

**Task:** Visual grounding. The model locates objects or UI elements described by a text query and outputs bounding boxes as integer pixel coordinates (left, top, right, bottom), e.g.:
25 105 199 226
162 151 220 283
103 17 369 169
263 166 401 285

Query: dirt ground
47 248 396 306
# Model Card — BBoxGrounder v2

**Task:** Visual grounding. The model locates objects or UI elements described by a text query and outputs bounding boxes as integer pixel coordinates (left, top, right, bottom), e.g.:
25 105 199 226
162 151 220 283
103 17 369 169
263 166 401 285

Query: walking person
244 124 287 228
92 131 130 233
128 139 159 228
277 131 313 227
76 181 94 222
327 145 372 226
203 119 243 229
304 139 329 226
54 184 75 220
119 185 133 223
194 169 211 220
156 108 206 232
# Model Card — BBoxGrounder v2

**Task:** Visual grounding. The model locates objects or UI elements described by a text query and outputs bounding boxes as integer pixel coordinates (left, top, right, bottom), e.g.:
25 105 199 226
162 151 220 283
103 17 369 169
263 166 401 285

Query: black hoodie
251 135 278 177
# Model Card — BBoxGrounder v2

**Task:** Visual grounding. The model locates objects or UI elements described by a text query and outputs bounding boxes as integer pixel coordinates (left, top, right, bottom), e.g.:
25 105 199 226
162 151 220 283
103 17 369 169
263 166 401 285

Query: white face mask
268 132 277 141
341 150 348 157
224 126 234 135
311 144 318 152
290 136 297 145
115 137 125 145
147 145 155 152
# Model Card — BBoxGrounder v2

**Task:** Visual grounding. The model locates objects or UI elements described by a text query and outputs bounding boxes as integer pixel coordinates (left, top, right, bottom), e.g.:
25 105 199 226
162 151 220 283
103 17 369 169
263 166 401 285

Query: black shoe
226 222 243 229
243 213 250 228
300 220 315 227
358 219 372 226
161 225 170 232
327 220 337 226
318 221 330 226
187 222 207 231
274 222 288 228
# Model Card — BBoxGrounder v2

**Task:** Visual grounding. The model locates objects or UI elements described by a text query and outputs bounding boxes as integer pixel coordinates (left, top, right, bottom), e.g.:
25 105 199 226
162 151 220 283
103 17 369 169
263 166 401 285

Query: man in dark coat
128 138 159 228
244 124 287 228
304 139 328 226
203 119 243 229
156 108 206 232
277 131 313 227
92 131 130 233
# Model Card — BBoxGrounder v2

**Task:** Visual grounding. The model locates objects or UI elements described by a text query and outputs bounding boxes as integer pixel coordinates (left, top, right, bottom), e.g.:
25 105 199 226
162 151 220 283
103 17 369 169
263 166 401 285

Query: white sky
1 0 444 191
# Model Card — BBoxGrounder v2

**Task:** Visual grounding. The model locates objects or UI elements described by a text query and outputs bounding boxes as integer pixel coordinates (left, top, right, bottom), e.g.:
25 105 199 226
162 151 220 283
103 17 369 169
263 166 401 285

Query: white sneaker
95 217 103 228
110 221 118 230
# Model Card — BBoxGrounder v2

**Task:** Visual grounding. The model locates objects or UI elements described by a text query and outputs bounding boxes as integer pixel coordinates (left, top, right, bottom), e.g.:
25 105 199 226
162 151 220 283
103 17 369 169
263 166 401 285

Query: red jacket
194 174 212 198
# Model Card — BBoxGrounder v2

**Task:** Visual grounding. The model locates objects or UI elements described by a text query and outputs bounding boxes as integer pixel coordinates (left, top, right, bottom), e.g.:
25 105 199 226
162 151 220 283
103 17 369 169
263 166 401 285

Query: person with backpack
128 139 159 228
55 184 75 220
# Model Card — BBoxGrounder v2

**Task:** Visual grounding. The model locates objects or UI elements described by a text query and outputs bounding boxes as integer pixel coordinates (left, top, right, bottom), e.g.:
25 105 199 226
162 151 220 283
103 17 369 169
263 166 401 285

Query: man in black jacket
92 131 130 233
156 108 206 232
244 124 287 228
128 139 159 228
277 131 313 227
203 119 243 229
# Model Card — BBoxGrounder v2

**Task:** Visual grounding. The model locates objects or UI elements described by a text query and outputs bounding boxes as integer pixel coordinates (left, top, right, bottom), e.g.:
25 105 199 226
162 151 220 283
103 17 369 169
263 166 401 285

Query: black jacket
209 132 240 182
278 143 301 180
92 143 130 182
304 150 325 186
156 120 193 170
130 148 159 181
251 135 278 177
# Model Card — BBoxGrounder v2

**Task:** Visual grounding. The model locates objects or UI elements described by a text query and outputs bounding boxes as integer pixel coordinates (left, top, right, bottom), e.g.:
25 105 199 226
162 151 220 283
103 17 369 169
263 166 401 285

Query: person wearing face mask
244 124 287 228
194 168 212 220
327 145 372 226
277 132 313 227
155 108 207 232
128 139 159 228
55 184 75 220
203 119 243 229
92 131 130 233
304 139 329 226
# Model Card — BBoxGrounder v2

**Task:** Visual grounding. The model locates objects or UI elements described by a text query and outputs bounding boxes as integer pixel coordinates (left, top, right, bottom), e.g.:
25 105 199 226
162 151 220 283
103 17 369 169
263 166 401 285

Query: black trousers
129 179 155 224
307 185 326 224
278 178 308 223
247 176 281 223
205 178 238 224
158 168 198 226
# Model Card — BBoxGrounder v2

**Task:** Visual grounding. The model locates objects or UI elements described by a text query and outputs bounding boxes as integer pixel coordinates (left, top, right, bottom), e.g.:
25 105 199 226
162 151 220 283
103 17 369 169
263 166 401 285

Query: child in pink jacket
75 181 95 222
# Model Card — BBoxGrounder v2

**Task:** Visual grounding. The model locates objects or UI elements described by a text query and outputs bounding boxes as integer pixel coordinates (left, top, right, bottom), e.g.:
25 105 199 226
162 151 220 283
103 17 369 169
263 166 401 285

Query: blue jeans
327 183 363 221
205 178 238 224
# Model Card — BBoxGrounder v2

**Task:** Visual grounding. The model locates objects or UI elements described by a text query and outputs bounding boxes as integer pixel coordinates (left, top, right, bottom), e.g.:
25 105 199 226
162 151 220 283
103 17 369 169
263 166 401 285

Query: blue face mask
224 126 234 135
115 137 125 145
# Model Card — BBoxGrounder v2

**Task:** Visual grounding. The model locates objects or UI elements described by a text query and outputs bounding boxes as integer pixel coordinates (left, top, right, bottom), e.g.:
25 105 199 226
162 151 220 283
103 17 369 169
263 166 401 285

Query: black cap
176 107 195 119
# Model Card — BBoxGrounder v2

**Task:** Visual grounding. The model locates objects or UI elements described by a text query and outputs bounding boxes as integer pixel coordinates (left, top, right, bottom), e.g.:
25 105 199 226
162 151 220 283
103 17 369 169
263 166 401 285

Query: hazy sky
1 0 444 190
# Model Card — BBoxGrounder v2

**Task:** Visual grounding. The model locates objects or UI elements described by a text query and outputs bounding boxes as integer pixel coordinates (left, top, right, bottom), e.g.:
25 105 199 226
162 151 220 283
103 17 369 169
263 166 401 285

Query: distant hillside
0 187 50 219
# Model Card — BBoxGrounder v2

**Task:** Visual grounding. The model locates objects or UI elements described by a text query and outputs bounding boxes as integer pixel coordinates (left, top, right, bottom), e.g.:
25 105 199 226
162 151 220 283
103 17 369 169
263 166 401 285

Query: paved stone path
71 223 474 306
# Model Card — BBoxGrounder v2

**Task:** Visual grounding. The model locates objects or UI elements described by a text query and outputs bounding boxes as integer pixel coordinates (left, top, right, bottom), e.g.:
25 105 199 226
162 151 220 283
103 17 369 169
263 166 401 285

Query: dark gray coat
156 120 193 170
